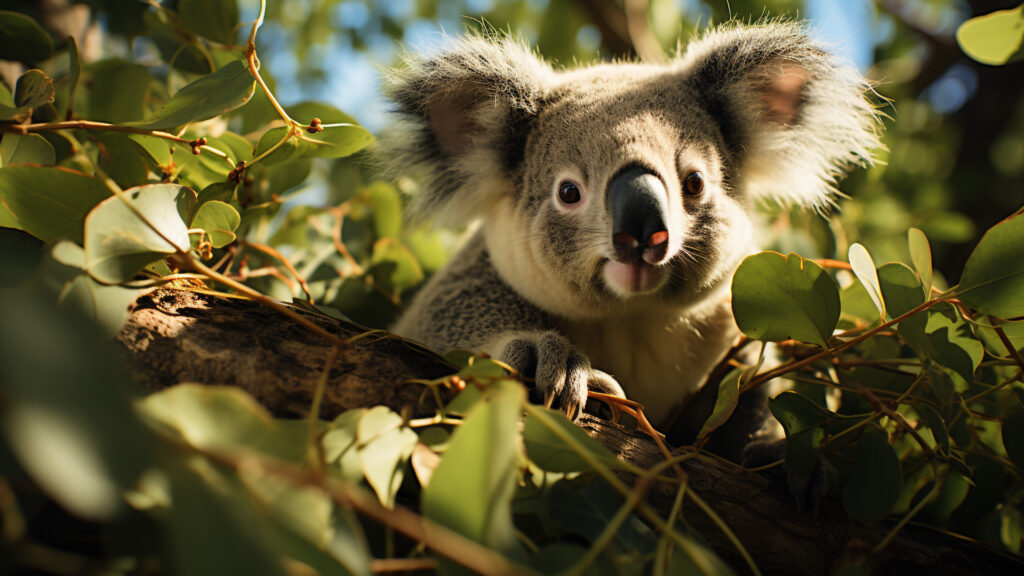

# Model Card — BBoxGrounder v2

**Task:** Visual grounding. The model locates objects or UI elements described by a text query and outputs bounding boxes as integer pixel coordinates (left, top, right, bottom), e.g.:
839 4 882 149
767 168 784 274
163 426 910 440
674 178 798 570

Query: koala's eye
558 181 582 205
683 171 704 196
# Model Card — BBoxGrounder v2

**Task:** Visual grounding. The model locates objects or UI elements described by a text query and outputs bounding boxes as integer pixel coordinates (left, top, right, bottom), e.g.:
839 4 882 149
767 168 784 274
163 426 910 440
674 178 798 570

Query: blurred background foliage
6 0 1020 326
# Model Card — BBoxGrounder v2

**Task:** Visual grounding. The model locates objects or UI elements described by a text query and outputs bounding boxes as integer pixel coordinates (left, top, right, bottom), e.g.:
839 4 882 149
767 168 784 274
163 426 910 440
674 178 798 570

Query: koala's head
385 22 880 320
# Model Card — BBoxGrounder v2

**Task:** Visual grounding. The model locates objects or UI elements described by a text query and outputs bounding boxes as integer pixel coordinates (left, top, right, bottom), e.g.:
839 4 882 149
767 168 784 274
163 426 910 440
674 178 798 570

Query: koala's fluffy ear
384 36 551 225
681 22 881 208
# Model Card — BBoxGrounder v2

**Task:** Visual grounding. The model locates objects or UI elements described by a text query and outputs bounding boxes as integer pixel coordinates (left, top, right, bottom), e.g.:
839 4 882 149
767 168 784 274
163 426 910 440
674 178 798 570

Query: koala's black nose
608 165 670 265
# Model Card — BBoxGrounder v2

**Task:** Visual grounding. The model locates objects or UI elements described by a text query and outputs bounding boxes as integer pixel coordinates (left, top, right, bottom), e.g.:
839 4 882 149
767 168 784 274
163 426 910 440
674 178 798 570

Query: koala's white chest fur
558 294 740 425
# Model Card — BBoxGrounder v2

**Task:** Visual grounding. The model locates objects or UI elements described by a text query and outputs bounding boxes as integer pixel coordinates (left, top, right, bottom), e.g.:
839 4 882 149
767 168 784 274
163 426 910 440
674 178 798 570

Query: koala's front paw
498 331 609 421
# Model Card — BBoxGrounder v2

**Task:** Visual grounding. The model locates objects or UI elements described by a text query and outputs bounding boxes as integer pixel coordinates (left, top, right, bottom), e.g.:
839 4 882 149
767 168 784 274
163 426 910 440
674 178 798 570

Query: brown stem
242 241 315 304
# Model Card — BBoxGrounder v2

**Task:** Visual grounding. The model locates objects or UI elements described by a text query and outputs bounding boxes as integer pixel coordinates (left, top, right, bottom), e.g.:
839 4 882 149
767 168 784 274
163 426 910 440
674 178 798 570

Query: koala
384 22 878 457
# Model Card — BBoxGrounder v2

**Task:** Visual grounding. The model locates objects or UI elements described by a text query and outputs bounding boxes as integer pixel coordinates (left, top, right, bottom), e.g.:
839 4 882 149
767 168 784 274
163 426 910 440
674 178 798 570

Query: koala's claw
501 332 605 422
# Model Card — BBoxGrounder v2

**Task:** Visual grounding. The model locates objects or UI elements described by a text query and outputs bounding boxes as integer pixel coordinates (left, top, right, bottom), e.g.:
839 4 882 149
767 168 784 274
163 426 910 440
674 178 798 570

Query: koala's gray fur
383 22 879 450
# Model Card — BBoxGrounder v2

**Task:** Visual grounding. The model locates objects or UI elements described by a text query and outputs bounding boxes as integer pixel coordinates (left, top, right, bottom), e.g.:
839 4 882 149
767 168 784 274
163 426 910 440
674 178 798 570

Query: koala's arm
394 235 623 419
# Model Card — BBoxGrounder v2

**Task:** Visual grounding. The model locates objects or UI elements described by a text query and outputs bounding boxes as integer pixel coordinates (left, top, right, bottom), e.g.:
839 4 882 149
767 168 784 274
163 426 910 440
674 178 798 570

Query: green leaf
84 183 194 284
908 228 933 295
956 4 1024 66
128 134 173 168
0 287 157 520
139 384 315 462
849 243 885 317
899 309 983 391
193 200 240 248
0 165 111 243
0 133 55 166
253 123 373 166
878 262 926 318
323 409 366 485
125 59 256 130
976 319 1024 359
842 427 901 522
179 0 239 44
45 241 148 337
522 407 618 472
0 11 53 64
957 212 1024 319
356 406 418 508
697 368 743 439
731 251 841 347
368 238 424 297
94 133 148 188
63 35 81 119
423 379 523 556
14 69 54 110
1003 411 1024 471
88 60 149 123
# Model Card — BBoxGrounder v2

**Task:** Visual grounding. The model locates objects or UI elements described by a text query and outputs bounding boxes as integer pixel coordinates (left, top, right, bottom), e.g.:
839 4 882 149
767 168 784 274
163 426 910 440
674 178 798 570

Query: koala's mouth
603 259 666 295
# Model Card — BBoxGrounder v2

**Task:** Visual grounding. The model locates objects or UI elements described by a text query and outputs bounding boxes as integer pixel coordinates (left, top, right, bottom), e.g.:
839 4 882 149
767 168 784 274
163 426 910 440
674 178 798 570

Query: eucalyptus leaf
356 406 418 508
253 123 373 166
423 379 523 556
0 165 110 243
0 10 53 64
126 59 256 130
0 133 55 166
14 69 54 110
957 212 1024 319
88 60 148 123
878 262 926 318
908 227 933 294
732 251 840 347
193 200 240 248
849 243 885 317
84 184 194 284
956 4 1024 66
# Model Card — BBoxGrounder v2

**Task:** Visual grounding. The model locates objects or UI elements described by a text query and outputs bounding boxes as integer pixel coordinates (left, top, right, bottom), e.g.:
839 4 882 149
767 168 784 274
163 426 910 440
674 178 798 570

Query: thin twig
242 241 315 304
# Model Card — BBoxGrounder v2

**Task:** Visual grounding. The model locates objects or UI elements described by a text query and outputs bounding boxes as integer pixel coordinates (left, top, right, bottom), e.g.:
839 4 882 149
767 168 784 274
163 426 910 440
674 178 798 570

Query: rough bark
116 287 1023 576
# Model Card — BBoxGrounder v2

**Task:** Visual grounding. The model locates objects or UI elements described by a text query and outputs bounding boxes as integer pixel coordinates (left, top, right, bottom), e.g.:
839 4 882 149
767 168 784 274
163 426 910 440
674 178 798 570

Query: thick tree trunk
116 287 1023 576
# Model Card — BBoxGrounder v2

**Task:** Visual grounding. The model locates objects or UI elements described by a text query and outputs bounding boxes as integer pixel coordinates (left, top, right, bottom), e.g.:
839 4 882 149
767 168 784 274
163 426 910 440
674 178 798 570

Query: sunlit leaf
253 123 374 166
423 379 523 557
357 406 418 508
128 134 173 168
908 227 933 294
0 11 52 64
84 183 194 284
957 212 1024 319
368 181 402 238
732 251 840 347
126 59 256 130
0 165 110 243
842 427 901 522
849 243 885 317
139 384 316 462
192 200 240 247
697 367 743 439
0 133 55 166
956 4 1024 65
